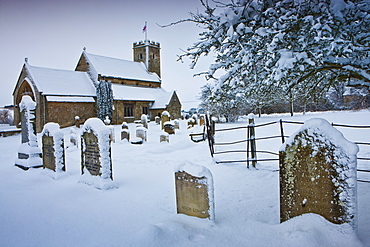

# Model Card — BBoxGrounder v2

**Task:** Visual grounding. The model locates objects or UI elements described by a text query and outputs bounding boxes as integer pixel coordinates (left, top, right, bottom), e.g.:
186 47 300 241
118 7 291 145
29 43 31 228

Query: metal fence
205 115 370 183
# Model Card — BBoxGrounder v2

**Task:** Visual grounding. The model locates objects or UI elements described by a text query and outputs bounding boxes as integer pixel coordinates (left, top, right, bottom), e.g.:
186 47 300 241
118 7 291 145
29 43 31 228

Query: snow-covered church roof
25 63 96 97
112 84 174 109
83 52 161 83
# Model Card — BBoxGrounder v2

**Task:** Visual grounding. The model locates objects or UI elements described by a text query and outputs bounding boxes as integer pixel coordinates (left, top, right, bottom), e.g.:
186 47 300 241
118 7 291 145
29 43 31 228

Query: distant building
12 40 181 132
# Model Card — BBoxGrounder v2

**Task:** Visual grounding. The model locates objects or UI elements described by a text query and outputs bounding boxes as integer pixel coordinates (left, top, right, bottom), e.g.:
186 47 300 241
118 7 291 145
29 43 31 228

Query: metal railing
205 115 370 183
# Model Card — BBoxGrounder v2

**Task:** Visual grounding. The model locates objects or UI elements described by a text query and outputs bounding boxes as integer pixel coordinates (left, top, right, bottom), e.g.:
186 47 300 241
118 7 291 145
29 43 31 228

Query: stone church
13 40 182 132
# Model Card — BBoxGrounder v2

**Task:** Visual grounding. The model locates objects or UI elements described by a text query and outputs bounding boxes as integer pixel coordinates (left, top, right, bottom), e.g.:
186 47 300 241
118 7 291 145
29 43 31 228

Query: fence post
205 113 214 157
248 114 257 168
280 119 285 144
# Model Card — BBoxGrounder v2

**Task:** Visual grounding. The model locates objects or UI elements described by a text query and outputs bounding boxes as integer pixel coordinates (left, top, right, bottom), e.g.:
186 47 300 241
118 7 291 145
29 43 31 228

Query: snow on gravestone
175 162 215 220
15 95 42 169
161 111 170 130
41 123 65 172
80 118 113 180
279 118 358 228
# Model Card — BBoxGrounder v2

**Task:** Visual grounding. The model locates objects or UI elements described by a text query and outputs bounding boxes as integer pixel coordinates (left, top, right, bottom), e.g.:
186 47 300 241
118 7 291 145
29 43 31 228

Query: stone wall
46 101 97 128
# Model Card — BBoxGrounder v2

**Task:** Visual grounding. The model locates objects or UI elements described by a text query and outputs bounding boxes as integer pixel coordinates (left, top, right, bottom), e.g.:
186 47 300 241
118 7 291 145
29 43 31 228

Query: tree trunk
289 101 294 116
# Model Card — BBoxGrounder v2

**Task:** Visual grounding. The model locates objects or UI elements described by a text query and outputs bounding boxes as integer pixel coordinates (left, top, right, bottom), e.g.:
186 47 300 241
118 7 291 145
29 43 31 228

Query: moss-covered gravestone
81 118 113 180
279 118 358 229
175 162 215 220
42 123 65 172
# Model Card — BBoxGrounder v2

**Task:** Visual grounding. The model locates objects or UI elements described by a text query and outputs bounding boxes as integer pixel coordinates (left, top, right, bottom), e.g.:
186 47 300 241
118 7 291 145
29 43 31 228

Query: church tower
133 40 161 78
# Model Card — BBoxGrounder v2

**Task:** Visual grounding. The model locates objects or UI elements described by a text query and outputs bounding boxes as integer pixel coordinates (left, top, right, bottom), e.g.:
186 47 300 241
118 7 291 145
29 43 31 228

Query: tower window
152 54 156 59
138 54 143 60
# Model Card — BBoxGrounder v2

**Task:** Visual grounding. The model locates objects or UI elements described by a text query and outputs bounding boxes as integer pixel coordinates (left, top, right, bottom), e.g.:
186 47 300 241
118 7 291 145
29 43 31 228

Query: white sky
0 0 212 109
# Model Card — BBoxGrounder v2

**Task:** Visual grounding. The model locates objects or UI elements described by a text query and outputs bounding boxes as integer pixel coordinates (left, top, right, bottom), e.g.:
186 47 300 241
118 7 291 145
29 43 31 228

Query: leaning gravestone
279 118 358 229
41 123 65 172
175 162 215 220
15 95 42 170
80 118 113 180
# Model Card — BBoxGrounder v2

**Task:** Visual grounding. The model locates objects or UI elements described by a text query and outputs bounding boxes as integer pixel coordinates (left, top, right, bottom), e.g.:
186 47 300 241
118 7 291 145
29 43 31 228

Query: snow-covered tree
96 80 113 122
166 0 370 114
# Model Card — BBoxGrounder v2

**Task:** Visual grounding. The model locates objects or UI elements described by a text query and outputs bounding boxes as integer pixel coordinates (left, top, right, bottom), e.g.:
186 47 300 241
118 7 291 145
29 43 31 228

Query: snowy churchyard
0 110 369 246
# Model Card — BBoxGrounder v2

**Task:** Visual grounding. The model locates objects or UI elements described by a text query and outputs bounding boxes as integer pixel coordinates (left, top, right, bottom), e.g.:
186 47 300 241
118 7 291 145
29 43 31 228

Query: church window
124 103 134 117
138 54 143 60
142 106 149 115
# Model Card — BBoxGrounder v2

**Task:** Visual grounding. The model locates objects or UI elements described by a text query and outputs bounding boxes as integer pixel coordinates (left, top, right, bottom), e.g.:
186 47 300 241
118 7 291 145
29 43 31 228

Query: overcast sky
0 0 212 109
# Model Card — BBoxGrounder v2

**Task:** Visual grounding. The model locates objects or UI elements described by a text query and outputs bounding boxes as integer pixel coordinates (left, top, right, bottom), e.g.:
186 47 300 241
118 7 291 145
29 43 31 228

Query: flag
142 24 147 33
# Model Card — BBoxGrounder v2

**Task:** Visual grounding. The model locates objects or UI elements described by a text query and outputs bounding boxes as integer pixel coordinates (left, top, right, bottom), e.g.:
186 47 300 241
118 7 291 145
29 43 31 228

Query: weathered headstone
174 119 180 130
187 118 195 129
42 123 65 172
15 96 42 170
121 129 130 141
136 126 147 142
121 122 129 130
175 162 215 220
161 111 170 130
81 118 113 180
164 121 175 135
70 128 78 146
192 114 198 125
141 114 148 129
75 116 81 128
199 115 205 126
160 132 169 143
279 118 358 229
155 116 160 125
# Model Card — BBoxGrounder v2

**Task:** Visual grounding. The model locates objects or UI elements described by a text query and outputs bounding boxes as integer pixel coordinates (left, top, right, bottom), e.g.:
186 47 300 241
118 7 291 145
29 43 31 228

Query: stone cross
279 118 358 229
15 96 42 170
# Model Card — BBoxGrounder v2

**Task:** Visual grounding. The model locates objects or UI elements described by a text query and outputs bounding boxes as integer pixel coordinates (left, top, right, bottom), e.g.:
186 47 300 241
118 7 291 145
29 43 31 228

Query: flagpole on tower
143 21 148 41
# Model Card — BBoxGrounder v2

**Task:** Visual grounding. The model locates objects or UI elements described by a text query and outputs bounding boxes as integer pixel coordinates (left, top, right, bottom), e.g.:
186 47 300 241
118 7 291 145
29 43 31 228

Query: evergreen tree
96 80 113 122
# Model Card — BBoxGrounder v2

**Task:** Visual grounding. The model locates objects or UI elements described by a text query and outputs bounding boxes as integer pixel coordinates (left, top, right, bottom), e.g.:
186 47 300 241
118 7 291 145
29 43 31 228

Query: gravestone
70 128 77 146
75 116 81 128
141 114 148 129
174 119 180 130
15 96 42 170
160 132 169 143
199 115 205 126
136 126 147 142
164 121 175 135
121 129 130 141
161 111 170 130
121 122 129 130
155 116 160 125
81 118 113 180
279 118 358 228
42 123 65 172
187 118 195 129
175 162 215 220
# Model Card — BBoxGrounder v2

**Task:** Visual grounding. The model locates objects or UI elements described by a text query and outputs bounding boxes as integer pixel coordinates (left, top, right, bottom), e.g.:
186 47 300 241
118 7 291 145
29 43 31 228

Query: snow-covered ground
0 110 369 247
